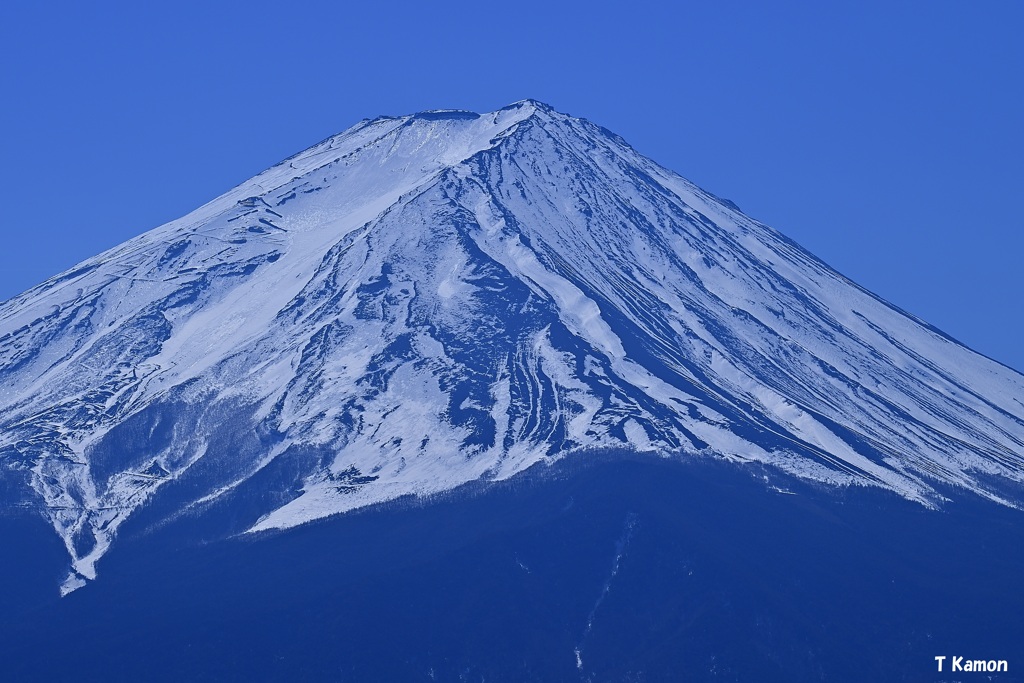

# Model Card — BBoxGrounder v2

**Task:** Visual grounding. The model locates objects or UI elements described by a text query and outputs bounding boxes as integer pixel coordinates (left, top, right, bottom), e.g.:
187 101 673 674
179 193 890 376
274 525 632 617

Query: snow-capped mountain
2 100 1023 595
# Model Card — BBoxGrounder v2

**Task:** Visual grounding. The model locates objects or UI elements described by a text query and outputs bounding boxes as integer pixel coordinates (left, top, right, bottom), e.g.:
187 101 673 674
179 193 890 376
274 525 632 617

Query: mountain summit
2 101 1023 594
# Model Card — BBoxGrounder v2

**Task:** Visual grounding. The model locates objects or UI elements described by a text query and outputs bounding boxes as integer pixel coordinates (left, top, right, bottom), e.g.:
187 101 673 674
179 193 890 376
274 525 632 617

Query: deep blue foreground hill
2 454 1020 682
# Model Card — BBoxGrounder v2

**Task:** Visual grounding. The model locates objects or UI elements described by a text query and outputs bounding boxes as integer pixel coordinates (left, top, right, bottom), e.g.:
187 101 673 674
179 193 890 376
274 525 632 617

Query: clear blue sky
1 1 1021 371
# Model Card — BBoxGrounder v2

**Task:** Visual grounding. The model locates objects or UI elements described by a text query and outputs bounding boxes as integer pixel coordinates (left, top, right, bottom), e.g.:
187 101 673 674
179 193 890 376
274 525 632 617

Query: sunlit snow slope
2 101 1023 594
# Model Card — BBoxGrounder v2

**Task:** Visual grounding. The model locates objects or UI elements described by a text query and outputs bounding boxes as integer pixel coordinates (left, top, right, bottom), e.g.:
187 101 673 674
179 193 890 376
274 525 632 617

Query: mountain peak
502 98 557 113
2 103 1023 594
397 99 558 124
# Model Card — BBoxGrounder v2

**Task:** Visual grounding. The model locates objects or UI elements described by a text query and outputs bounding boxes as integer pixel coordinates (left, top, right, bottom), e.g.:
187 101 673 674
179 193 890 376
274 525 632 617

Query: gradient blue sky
1 1 1021 371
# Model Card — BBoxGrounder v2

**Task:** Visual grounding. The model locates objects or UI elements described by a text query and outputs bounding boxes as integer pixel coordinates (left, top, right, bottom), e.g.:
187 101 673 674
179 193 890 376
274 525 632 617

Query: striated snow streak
576 513 639 675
